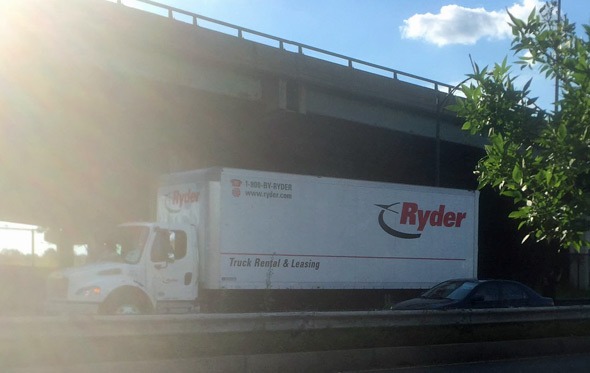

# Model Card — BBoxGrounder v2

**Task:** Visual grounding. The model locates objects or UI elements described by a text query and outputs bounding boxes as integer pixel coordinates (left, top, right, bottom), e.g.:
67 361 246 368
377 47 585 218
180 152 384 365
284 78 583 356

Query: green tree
453 2 590 251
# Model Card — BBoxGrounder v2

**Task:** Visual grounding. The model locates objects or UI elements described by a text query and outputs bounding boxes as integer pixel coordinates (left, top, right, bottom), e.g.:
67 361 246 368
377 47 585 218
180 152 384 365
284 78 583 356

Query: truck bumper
45 300 100 315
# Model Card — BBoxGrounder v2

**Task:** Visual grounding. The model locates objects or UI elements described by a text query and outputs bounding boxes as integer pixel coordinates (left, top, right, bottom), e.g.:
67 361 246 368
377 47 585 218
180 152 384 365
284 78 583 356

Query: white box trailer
160 168 479 291
47 168 478 314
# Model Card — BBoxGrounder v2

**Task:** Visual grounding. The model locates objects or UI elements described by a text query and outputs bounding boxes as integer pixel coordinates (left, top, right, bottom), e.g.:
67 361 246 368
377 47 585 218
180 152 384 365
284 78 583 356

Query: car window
501 283 529 300
422 280 478 300
471 283 500 302
446 282 479 300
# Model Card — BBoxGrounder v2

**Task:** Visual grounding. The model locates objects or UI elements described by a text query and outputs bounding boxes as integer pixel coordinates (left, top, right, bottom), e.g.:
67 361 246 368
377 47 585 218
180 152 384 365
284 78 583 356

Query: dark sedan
393 279 554 310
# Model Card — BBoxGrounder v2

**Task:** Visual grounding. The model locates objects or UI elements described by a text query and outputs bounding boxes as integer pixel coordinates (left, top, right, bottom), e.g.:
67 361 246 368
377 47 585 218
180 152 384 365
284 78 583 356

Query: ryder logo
375 202 467 239
164 189 199 213
231 179 242 198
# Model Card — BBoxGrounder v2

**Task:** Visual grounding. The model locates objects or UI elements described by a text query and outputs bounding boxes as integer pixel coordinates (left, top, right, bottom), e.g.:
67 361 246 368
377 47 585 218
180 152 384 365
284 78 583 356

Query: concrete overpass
0 0 485 262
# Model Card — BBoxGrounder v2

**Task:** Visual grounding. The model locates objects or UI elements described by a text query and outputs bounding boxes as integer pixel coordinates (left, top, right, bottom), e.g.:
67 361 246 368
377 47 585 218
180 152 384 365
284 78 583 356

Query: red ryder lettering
172 190 199 208
400 202 466 231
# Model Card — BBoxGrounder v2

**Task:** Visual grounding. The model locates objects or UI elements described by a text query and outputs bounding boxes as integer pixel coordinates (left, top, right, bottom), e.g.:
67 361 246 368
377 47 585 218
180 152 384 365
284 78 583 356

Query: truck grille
47 277 69 299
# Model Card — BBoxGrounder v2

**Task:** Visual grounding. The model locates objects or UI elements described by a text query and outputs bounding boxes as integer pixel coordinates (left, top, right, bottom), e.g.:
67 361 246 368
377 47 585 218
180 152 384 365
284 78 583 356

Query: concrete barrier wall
5 307 590 370
15 337 590 373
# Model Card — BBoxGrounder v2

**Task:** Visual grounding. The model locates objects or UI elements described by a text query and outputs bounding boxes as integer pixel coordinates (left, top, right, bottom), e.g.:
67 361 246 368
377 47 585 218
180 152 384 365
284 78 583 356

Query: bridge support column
55 229 74 269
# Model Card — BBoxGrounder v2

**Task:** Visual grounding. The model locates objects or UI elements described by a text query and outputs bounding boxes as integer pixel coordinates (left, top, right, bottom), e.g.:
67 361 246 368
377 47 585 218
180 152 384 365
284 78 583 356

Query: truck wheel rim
115 304 141 314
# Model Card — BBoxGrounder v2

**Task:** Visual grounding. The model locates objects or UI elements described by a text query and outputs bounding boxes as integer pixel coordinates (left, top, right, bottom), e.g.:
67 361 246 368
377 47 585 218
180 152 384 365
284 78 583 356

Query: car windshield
95 226 150 264
421 280 479 300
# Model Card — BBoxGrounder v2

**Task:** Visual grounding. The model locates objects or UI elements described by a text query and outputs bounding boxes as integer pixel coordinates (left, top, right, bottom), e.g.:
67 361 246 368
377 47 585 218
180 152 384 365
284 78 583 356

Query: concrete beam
56 0 481 147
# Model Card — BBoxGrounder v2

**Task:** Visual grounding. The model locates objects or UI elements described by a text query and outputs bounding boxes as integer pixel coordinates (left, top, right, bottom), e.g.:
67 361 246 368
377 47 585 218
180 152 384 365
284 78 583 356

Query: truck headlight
75 286 102 297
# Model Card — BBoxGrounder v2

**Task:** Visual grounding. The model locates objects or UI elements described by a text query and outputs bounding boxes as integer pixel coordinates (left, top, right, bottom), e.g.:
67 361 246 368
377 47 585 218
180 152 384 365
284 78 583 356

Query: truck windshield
96 226 150 264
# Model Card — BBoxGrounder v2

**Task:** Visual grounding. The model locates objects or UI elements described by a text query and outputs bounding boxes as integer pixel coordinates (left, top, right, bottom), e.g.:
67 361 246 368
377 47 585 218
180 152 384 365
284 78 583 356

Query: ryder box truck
47 168 479 314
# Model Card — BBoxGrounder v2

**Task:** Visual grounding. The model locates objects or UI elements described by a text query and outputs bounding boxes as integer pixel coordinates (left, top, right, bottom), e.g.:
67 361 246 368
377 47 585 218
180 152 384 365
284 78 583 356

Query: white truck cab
46 222 198 315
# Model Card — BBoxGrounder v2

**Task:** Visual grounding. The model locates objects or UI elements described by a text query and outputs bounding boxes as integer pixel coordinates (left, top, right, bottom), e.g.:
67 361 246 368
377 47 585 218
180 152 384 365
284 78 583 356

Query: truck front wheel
110 302 142 315
100 288 152 315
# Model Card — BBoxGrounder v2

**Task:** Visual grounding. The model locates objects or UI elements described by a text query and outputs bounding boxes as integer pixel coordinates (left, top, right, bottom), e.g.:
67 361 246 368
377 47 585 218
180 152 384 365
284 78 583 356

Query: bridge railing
113 0 455 94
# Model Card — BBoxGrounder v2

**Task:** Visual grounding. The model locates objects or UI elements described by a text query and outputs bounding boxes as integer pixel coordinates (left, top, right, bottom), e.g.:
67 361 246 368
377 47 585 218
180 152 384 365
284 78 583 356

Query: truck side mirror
167 252 175 263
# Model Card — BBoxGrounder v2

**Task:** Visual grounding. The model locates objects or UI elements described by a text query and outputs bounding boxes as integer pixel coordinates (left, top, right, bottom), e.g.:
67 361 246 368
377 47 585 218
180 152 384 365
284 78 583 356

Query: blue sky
120 0 589 111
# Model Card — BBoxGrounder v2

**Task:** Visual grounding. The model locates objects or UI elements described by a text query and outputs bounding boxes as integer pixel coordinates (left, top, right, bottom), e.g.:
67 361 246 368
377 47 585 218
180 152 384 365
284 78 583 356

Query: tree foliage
452 2 590 251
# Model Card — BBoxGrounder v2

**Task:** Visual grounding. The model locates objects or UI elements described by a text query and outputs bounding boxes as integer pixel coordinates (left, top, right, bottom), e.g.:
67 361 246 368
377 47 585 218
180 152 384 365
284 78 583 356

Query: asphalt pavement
355 353 590 373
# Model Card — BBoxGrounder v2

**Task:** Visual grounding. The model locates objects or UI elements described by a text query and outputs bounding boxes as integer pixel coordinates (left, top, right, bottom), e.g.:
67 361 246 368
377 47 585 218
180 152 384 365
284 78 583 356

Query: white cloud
400 0 544 46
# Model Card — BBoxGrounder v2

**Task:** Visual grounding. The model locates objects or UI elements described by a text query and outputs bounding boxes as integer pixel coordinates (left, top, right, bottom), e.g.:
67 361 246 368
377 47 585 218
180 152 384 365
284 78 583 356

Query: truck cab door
147 226 197 302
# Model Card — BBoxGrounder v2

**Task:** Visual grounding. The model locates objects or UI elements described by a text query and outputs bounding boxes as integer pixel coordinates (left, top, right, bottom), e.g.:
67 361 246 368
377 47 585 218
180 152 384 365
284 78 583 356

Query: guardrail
3 306 590 338
112 0 455 94
5 307 590 370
